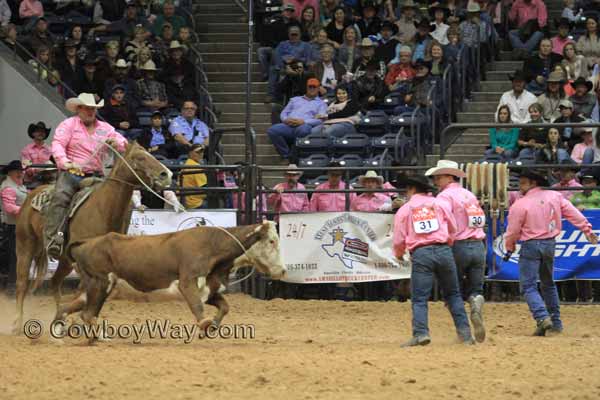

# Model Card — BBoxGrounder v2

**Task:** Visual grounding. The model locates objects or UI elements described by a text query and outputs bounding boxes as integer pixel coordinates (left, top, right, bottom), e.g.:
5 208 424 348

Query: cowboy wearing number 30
44 93 128 258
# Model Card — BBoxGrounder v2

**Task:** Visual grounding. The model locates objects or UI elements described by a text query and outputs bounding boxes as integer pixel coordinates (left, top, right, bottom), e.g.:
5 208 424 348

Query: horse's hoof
198 318 215 331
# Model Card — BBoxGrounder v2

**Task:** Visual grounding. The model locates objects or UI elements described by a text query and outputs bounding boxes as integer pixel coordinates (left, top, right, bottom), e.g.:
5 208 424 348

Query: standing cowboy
393 174 474 347
267 164 310 221
505 168 598 335
20 121 52 185
44 93 128 258
425 160 487 342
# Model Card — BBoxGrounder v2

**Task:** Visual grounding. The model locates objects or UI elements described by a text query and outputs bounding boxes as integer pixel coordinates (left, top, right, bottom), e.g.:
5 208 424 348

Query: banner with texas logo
487 210 600 281
279 212 411 283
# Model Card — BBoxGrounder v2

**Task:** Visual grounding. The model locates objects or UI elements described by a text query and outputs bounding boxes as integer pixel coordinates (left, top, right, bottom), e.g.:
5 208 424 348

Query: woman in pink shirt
21 121 53 184
350 170 391 212
571 128 594 163
19 0 43 19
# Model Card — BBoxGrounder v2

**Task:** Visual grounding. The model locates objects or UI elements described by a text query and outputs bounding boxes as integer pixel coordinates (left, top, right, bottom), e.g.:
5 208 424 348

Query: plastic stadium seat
65 15 92 26
93 35 121 45
298 154 330 178
137 111 153 127
515 155 536 165
355 110 389 137
363 154 393 168
331 133 370 155
124 128 144 141
382 92 403 107
389 114 414 133
306 175 329 186
177 155 189 164
371 133 398 154
333 154 364 177
295 133 332 156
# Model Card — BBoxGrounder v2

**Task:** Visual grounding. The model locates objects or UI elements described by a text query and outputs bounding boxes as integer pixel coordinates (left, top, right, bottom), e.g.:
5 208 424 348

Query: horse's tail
30 253 48 293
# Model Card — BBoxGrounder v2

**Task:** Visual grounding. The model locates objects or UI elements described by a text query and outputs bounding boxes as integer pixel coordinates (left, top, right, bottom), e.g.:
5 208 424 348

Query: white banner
34 210 238 280
280 212 411 284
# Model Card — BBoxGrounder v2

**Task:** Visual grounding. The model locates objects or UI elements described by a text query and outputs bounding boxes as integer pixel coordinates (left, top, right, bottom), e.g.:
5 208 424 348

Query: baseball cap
559 99 573 109
282 3 295 11
307 78 320 87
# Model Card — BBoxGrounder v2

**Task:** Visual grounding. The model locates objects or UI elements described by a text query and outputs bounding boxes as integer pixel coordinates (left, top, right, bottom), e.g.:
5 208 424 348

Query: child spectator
486 105 519 161
101 85 137 133
28 44 52 81
181 145 208 209
561 0 583 23
139 110 179 159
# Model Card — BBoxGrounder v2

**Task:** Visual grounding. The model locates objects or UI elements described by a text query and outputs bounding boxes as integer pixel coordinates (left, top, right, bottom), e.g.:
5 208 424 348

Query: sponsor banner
487 210 600 281
34 210 237 280
280 212 411 283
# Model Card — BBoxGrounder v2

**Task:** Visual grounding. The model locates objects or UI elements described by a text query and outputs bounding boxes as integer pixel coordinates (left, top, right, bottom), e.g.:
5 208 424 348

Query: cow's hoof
198 318 216 331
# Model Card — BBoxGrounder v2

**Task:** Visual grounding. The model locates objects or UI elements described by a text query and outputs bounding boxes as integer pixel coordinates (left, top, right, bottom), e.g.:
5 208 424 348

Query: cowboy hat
570 77 593 92
518 168 549 186
396 173 435 192
466 2 481 12
559 99 573 109
425 160 466 178
428 3 450 17
168 40 184 50
327 161 344 175
508 69 527 82
140 60 159 71
414 18 436 32
546 70 565 83
82 55 98 66
559 158 578 172
400 0 418 9
114 59 130 68
2 160 24 175
358 170 384 186
359 38 377 47
27 121 51 140
65 93 104 113
284 163 303 176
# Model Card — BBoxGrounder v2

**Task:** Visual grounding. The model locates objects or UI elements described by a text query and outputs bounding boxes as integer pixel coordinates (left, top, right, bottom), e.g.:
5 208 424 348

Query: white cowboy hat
466 2 481 12
358 170 384 185
425 160 466 178
284 164 303 176
115 59 130 68
169 40 184 50
65 93 104 113
140 60 159 71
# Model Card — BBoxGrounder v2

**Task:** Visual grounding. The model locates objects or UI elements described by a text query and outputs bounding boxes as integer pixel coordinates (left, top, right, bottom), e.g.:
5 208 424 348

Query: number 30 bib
465 202 485 228
411 206 440 234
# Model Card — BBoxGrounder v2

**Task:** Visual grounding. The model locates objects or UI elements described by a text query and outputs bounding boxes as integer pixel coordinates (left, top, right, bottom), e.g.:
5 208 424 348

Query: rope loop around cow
95 139 257 286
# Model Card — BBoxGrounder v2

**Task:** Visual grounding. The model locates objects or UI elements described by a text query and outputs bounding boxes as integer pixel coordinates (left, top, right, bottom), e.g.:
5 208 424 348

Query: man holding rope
44 93 128 258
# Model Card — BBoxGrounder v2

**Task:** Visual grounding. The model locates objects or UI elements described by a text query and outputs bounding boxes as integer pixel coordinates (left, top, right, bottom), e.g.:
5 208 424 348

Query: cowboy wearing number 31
426 160 487 343
505 168 598 336
44 93 128 258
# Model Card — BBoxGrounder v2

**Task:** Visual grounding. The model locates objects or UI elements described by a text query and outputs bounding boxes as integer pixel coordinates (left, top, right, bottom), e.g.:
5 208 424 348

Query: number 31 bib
465 202 485 228
411 206 440 234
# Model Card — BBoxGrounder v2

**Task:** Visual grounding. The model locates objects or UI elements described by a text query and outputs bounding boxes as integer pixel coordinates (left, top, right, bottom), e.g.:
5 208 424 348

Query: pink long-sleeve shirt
310 181 356 212
393 193 457 256
509 0 547 28
436 182 486 241
571 142 593 164
505 187 592 252
268 182 310 214
350 193 390 212
21 142 52 180
1 186 22 215
51 117 127 173
552 179 583 200
19 0 43 18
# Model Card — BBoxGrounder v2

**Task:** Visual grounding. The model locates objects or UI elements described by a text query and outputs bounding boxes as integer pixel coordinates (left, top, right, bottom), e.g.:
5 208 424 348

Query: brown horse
12 142 173 334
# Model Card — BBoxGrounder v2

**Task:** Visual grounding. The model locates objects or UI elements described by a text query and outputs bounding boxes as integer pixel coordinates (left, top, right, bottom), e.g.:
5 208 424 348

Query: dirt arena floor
1 292 600 400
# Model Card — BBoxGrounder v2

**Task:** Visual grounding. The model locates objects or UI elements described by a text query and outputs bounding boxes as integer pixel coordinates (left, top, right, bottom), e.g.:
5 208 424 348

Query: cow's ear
259 221 271 237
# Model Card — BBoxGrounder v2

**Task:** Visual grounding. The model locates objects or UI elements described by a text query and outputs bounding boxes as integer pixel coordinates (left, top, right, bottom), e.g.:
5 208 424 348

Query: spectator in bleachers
68 25 89 62
151 0 186 36
320 0 350 27
181 144 208 209
538 127 571 163
94 40 121 84
496 70 537 124
394 0 418 45
444 26 462 63
554 99 586 149
160 40 196 109
125 25 152 63
286 0 320 22
267 164 310 221
0 0 11 27
19 0 43 25
21 121 52 184
311 43 346 96
569 77 596 118
1 23 17 50
576 16 600 67
92 0 127 24
392 58 432 113
310 161 356 211
139 110 178 158
28 44 52 81
311 85 359 136
355 1 382 38
350 170 392 211
552 159 582 200
354 59 387 111
27 17 52 54
177 25 194 50
103 59 137 103
571 174 600 210
135 60 169 110
74 56 103 101
325 6 350 45
300 5 320 42
537 70 566 122
267 78 327 162
485 105 519 161
508 0 547 59
561 0 583 22
425 40 445 77
131 46 153 79
523 38 563 96
308 29 332 65
277 58 311 103
169 100 210 154
47 69 64 98
409 18 432 63
55 39 81 95
90 1 150 40
552 18 575 57
459 3 487 97
384 45 415 92
562 42 590 81
338 26 361 72
571 128 594 163
101 84 137 132
257 4 299 81
429 3 449 45
374 21 400 65
518 103 547 158
352 38 386 80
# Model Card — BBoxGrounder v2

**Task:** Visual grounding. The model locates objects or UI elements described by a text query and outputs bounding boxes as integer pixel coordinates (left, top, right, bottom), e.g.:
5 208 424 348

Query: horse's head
118 142 173 190
245 221 286 280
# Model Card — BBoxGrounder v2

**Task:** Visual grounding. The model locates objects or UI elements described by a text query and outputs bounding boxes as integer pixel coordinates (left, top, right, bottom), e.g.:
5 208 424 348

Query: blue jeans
257 47 273 80
410 245 472 339
518 147 538 159
485 148 517 161
310 122 356 138
452 240 486 297
518 239 562 329
509 30 544 53
267 123 314 158
581 147 600 176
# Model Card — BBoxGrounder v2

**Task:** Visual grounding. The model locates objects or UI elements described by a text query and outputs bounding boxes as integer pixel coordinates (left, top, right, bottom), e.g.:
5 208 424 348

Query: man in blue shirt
169 100 210 156
267 78 327 161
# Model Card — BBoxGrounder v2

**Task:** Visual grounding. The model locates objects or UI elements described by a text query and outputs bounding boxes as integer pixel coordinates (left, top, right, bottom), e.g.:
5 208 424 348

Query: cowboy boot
468 294 486 343
43 172 79 258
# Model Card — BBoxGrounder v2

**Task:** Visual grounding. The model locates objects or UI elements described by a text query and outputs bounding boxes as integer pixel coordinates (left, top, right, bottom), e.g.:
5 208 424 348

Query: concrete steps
203 53 257 63
214 102 272 113
211 92 267 103
207 82 267 93
463 101 499 113
195 14 245 24
196 23 247 33
206 71 262 82
204 62 260 72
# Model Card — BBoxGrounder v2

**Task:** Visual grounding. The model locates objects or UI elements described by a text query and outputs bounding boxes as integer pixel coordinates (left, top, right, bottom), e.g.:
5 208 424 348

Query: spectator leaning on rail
1 161 27 295
43 93 128 258
21 121 52 185
310 161 356 212
508 0 547 59
393 173 474 347
350 171 392 212
180 144 208 209
496 70 537 124
551 159 582 200
169 100 210 157
267 164 310 221
504 168 597 336
267 78 327 163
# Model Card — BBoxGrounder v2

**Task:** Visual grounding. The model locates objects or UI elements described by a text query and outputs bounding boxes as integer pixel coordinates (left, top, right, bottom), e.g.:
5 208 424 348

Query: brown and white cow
70 221 285 342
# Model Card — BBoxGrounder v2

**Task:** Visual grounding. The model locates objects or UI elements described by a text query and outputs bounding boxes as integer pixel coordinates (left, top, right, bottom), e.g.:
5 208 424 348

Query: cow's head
245 221 286 279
